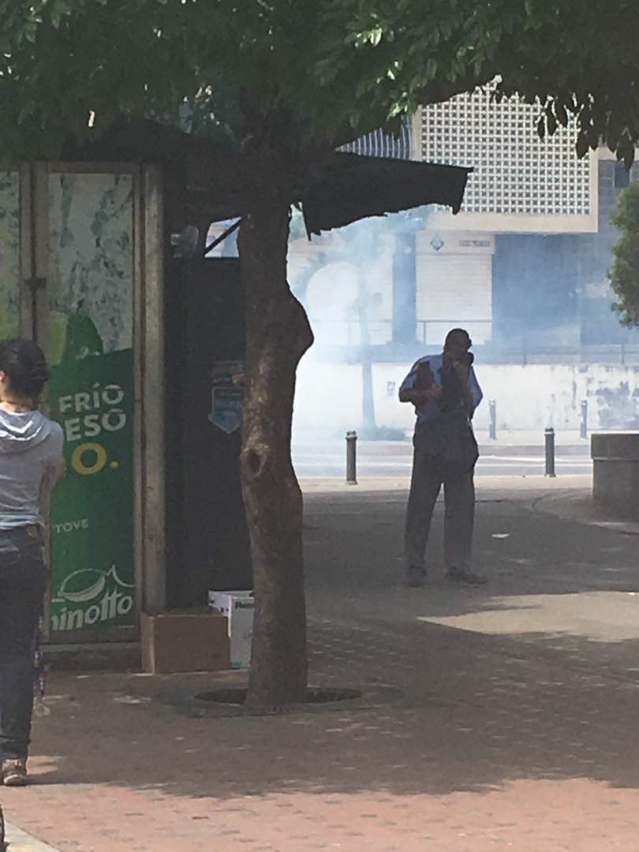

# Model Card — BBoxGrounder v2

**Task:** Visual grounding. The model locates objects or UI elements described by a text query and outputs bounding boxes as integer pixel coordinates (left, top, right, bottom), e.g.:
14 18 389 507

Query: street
293 439 592 478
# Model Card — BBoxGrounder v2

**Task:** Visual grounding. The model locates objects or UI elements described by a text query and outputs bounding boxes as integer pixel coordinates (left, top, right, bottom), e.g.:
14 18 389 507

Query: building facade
414 83 639 356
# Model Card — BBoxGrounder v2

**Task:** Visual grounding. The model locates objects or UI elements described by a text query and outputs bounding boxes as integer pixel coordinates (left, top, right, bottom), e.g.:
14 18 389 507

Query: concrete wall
294 360 639 438
592 433 639 518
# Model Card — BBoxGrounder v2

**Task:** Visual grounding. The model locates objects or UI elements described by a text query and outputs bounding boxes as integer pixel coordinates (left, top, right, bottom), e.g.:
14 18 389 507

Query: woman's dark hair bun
28 363 50 383
0 338 50 400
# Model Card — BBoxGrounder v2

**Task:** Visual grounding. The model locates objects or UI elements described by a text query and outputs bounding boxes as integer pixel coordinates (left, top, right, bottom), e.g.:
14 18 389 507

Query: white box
208 589 252 611
208 591 254 669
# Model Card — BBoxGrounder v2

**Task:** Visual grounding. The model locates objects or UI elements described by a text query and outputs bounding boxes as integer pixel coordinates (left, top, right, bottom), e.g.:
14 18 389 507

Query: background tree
341 219 397 440
2 0 639 709
294 215 421 438
610 183 639 327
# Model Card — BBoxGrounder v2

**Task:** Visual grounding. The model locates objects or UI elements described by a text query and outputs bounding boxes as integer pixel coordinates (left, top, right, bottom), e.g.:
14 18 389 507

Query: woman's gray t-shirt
0 409 65 528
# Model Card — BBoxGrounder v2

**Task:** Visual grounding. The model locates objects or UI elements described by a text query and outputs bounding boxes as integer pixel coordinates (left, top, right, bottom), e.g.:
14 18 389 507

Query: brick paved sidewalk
3 479 639 851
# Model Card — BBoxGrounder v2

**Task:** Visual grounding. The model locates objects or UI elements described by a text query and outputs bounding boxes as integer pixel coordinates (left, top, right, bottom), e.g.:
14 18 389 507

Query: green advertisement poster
48 172 136 635
49 327 134 633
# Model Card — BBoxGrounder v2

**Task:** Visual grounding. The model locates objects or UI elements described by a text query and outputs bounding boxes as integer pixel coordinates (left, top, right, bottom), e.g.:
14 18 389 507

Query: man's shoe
2 759 28 787
447 570 487 586
406 565 427 587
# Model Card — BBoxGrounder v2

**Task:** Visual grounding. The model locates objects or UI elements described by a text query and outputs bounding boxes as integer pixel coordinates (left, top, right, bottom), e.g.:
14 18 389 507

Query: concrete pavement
3 822 59 851
3 474 639 850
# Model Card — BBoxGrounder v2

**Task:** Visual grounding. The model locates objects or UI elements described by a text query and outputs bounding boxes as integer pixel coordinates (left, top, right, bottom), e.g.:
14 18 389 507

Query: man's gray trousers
404 431 477 575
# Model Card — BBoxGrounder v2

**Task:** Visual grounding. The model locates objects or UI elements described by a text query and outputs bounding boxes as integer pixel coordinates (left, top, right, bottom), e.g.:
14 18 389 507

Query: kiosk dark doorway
166 256 252 609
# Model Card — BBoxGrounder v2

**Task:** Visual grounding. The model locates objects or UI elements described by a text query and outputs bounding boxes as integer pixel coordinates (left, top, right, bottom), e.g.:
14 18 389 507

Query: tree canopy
1 0 638 168
610 182 639 327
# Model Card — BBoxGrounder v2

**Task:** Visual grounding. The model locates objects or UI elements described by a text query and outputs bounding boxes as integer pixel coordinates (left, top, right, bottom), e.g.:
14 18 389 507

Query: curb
531 490 639 536
4 823 60 852
301 474 592 496
477 444 589 457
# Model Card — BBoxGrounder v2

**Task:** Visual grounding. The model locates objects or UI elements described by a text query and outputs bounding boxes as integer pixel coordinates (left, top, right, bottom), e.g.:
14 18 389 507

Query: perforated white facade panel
418 84 595 228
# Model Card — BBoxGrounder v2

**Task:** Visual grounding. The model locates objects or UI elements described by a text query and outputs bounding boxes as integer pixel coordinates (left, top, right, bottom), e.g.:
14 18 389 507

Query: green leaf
575 133 589 158
368 26 383 46
554 101 567 127
537 115 545 139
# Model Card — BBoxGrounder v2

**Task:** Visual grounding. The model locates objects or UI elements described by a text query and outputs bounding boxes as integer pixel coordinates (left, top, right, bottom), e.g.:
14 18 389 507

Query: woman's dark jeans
0 527 45 761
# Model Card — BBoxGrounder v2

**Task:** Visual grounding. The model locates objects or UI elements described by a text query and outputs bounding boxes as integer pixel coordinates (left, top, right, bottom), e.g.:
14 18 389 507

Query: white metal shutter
416 254 492 345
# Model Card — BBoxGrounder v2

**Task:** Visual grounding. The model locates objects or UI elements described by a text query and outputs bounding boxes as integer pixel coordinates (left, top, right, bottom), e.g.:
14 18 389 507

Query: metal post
346 430 358 485
489 399 497 441
545 427 556 477
580 400 588 440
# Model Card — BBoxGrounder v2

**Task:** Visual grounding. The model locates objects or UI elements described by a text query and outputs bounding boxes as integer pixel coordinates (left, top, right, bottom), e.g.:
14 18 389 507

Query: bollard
545 427 556 477
489 399 497 441
580 400 588 440
346 430 358 485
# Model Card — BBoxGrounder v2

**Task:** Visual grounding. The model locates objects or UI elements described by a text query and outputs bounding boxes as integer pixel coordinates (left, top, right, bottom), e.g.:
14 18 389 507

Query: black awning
300 152 471 236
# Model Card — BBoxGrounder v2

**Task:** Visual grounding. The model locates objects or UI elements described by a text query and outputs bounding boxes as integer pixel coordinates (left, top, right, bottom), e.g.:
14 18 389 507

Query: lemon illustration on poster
47 173 136 635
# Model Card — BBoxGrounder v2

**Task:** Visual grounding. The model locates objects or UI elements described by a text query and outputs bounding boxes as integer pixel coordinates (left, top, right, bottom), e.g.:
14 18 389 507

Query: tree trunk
238 195 314 710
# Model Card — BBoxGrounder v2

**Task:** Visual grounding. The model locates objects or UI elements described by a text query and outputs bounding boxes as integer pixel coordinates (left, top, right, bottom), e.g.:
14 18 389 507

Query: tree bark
238 193 314 710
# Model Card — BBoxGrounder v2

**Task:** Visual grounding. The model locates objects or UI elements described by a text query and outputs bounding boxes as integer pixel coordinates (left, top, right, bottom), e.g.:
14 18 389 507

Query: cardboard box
208 591 254 669
141 610 230 674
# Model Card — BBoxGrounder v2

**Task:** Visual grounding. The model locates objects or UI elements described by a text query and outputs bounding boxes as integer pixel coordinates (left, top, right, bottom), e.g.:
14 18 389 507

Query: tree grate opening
195 687 362 706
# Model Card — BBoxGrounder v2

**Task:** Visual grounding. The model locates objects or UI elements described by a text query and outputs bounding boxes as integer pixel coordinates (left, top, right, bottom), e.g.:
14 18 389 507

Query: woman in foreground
0 339 64 787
